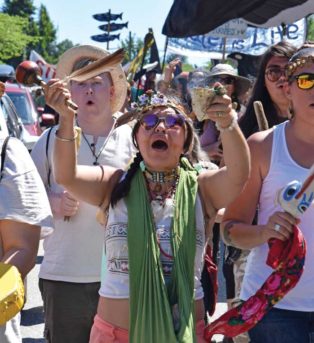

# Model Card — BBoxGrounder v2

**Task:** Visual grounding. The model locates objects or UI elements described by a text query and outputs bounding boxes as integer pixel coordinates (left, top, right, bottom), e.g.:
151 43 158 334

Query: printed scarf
204 225 306 341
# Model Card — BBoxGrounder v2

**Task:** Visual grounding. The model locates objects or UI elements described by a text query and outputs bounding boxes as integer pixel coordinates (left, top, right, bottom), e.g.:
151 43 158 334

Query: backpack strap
45 127 53 188
0 136 10 182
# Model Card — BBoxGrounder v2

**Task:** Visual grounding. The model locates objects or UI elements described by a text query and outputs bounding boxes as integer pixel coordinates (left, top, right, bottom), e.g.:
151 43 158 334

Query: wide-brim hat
56 45 127 113
208 64 251 97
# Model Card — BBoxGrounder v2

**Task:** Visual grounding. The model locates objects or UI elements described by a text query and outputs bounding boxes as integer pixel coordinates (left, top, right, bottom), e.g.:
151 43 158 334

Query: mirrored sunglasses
290 73 314 90
140 113 185 130
265 67 286 82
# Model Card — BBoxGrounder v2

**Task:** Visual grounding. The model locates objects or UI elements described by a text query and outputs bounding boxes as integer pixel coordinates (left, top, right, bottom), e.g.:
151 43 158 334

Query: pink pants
89 314 208 343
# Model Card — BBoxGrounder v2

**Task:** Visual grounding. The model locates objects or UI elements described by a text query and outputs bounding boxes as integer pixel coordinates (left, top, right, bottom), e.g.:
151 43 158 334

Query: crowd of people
1 39 314 343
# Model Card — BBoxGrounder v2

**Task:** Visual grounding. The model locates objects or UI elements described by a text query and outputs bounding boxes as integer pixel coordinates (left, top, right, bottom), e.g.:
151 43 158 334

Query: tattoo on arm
223 221 235 245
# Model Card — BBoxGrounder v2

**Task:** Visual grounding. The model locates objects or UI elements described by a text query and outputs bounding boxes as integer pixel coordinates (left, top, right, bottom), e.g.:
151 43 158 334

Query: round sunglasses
290 73 314 90
140 113 185 131
265 67 286 82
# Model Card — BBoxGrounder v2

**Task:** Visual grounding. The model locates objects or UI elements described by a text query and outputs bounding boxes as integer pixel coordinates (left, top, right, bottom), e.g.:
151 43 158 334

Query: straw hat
208 64 251 97
56 45 127 113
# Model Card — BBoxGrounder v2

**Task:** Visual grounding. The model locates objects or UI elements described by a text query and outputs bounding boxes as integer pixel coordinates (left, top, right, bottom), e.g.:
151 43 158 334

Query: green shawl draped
126 158 198 343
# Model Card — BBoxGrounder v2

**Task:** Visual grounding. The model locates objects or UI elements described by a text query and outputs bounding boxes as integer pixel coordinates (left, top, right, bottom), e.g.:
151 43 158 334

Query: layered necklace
141 161 180 206
76 120 116 165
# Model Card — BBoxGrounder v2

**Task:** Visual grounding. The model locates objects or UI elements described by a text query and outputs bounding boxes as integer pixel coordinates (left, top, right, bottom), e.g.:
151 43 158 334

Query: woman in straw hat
31 45 135 343
44 73 250 342
221 42 314 343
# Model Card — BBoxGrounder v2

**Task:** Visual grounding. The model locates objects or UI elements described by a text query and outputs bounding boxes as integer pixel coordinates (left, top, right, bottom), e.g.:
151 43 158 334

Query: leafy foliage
0 0 76 66
0 13 35 62
120 32 146 64
307 15 314 41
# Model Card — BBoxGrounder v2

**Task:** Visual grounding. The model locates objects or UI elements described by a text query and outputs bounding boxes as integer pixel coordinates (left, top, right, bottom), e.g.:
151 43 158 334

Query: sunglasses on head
290 73 314 90
211 76 235 85
140 113 185 131
265 67 286 82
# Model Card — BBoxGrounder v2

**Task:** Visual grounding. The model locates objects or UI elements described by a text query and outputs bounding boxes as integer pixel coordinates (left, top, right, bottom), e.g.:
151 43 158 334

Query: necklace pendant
153 183 162 193
93 161 99 166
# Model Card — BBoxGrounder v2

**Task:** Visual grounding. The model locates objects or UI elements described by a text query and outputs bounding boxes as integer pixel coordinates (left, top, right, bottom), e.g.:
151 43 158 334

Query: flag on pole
127 32 155 82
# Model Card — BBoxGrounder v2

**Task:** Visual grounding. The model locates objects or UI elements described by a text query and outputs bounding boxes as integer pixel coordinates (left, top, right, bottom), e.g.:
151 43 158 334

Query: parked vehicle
5 83 42 136
0 64 15 82
0 91 38 151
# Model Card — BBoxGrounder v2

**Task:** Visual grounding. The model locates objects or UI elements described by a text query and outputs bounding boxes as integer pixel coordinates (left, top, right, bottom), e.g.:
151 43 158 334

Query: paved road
20 242 228 342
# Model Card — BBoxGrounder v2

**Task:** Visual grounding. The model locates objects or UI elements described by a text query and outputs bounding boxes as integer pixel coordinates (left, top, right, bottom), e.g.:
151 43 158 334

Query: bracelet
55 130 77 142
215 112 238 132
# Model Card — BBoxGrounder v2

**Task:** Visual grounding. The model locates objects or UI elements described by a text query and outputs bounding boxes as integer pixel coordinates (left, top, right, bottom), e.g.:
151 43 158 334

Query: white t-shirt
99 193 206 300
0 137 53 343
31 124 135 283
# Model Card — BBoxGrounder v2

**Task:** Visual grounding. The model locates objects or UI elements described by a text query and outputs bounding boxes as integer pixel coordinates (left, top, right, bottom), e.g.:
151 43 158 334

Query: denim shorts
249 307 314 343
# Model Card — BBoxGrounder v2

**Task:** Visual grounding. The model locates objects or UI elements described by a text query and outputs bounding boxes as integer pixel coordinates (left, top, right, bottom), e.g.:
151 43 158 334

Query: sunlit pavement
20 242 228 343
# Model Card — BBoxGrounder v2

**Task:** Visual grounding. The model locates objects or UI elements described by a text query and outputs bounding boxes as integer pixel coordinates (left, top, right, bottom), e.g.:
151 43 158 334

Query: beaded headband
286 55 314 78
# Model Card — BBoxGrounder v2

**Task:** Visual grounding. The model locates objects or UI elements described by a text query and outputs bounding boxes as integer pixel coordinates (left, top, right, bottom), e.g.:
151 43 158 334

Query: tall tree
36 4 57 63
0 13 35 62
2 0 36 18
2 0 39 65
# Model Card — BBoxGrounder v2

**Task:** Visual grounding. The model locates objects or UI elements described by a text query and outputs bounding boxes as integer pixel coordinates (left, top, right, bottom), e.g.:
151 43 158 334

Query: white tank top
99 192 206 300
241 121 314 311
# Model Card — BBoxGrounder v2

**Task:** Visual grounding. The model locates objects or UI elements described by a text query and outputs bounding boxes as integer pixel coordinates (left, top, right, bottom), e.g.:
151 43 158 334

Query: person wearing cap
31 45 135 343
221 41 314 343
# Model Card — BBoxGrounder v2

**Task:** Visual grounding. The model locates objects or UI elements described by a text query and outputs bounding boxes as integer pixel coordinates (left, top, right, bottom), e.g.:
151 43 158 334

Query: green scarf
126 158 198 343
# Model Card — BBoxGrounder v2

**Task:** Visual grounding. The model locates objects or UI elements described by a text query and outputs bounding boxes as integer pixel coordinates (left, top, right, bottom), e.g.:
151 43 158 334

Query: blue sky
32 0 173 54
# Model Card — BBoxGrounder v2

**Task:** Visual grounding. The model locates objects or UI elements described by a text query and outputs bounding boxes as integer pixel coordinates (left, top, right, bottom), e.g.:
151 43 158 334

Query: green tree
49 39 76 64
2 0 36 18
35 4 57 63
307 15 314 41
0 13 35 62
2 0 39 65
120 32 145 64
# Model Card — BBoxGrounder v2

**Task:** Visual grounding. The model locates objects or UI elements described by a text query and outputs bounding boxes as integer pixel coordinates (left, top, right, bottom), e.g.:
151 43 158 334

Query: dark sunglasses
265 67 286 82
140 113 185 130
211 76 235 85
290 73 314 90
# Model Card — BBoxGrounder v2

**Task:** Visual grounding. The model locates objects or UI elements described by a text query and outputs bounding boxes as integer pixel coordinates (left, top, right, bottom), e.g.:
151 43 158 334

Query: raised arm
198 92 250 210
44 80 121 207
220 132 297 249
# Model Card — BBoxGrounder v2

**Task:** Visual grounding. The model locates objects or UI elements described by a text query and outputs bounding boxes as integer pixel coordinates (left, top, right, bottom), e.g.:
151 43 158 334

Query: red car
5 83 42 136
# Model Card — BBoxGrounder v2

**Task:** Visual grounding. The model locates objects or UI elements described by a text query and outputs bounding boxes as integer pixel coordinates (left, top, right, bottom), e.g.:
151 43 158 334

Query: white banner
168 18 306 59
29 50 56 83
210 19 247 39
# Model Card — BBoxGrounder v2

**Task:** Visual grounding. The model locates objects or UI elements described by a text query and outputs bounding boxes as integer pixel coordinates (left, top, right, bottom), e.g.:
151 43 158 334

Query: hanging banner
29 50 56 83
168 18 306 59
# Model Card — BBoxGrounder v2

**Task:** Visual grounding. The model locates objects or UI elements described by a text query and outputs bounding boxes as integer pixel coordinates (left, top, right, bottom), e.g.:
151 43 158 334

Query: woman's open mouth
86 100 94 105
151 139 168 151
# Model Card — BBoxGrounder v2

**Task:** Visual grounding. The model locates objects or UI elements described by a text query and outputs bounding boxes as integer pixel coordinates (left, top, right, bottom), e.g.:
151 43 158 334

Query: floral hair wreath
130 90 186 117
286 55 314 78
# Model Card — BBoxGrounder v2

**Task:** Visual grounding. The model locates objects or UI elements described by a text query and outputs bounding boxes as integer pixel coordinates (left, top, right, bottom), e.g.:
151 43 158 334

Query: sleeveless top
99 193 206 300
241 121 314 311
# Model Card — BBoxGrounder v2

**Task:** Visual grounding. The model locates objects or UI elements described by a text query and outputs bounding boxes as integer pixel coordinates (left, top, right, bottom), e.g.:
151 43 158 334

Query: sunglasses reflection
140 113 185 131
